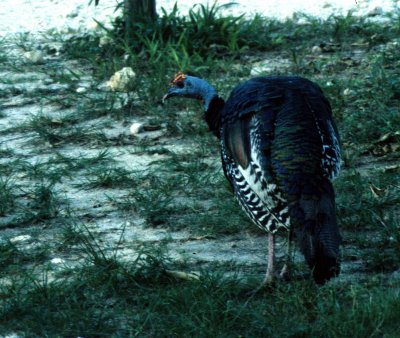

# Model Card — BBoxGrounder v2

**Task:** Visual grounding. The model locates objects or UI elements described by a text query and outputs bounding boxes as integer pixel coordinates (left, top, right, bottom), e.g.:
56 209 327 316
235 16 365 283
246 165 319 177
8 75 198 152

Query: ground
0 1 399 337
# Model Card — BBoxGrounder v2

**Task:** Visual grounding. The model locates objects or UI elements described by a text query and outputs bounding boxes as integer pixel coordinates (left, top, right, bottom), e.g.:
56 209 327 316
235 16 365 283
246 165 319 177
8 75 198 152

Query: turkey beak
162 89 177 103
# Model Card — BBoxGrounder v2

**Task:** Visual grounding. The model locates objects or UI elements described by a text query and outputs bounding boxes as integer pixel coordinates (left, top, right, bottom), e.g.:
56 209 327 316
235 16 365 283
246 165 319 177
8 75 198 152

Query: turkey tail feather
295 180 341 284
313 187 341 284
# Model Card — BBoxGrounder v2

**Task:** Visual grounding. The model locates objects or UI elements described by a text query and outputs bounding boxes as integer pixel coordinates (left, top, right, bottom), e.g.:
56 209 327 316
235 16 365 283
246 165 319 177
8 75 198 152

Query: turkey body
164 73 342 284
214 76 341 284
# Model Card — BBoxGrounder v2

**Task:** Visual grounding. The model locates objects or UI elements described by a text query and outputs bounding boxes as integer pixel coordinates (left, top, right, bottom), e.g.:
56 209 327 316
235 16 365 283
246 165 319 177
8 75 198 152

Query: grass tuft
0 175 15 216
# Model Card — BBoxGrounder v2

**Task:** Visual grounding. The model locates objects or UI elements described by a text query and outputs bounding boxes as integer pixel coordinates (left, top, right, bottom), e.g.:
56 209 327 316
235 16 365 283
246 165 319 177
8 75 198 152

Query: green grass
0 3 400 336
0 238 50 277
335 168 400 229
0 175 15 216
0 242 399 337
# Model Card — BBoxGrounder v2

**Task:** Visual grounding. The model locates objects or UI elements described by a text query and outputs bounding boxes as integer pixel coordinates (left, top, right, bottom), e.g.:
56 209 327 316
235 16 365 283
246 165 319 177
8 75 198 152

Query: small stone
10 235 31 243
106 67 136 92
51 258 65 264
130 122 144 135
311 45 322 54
325 81 333 87
343 88 354 96
76 87 87 93
23 51 44 64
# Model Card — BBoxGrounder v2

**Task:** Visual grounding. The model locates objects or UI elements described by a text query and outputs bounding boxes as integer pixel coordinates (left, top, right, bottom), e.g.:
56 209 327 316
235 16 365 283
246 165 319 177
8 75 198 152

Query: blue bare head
163 72 218 111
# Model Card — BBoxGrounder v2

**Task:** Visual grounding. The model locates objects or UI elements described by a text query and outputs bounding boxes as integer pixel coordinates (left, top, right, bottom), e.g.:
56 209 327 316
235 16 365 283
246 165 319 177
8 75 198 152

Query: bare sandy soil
0 0 397 36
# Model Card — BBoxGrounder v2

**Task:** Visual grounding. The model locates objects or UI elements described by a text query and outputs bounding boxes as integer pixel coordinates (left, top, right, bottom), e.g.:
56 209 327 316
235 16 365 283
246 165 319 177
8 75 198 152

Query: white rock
23 51 44 64
130 122 144 135
311 45 322 54
76 87 87 93
106 67 136 92
343 88 354 96
10 235 31 243
51 258 65 264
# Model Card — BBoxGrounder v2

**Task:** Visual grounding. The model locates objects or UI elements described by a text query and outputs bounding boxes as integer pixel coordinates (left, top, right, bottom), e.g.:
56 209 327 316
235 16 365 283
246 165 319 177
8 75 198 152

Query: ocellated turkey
163 73 341 285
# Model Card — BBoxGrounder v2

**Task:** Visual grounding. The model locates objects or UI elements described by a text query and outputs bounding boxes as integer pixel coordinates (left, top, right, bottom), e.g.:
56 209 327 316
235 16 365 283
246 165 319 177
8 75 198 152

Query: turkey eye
176 81 184 88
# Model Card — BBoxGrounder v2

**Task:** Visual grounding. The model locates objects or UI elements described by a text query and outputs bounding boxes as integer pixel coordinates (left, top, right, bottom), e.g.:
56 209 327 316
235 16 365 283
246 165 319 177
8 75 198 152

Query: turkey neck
204 96 225 139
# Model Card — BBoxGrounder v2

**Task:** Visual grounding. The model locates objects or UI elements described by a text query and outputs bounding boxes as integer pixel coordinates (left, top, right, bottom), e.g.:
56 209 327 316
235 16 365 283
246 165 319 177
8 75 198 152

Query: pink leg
247 233 277 296
263 232 275 285
279 227 293 280
279 264 289 279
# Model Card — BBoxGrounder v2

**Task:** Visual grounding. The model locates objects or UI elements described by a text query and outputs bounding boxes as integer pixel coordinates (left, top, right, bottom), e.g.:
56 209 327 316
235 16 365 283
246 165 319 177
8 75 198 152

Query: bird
163 72 342 286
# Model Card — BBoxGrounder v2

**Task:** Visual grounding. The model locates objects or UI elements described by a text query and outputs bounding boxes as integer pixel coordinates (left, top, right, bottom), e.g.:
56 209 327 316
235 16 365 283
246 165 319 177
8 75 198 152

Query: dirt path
0 0 396 37
0 32 281 281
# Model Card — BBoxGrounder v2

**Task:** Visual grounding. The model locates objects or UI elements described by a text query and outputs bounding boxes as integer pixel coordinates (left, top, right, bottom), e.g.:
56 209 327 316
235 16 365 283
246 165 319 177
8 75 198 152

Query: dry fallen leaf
368 182 387 198
382 164 400 172
165 270 200 281
369 131 400 156
377 131 399 143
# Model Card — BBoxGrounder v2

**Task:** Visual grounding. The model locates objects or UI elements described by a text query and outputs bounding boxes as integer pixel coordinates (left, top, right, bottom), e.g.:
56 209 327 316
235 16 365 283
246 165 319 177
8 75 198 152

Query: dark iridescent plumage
164 74 341 285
